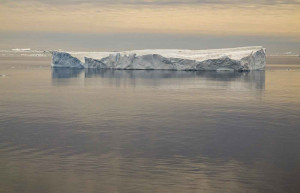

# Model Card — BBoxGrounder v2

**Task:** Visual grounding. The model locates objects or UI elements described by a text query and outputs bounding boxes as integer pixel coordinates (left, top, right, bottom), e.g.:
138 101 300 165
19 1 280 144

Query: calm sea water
0 55 300 193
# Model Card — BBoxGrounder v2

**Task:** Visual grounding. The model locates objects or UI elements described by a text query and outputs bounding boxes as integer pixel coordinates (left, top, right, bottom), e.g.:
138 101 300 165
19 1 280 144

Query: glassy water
0 55 300 193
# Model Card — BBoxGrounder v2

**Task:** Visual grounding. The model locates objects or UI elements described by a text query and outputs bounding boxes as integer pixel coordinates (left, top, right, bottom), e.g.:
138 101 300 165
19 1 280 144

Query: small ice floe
284 52 292 55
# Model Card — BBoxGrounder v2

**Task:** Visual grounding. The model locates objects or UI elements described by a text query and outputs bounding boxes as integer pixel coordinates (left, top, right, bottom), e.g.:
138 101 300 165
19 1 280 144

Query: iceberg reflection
52 68 265 91
52 68 83 78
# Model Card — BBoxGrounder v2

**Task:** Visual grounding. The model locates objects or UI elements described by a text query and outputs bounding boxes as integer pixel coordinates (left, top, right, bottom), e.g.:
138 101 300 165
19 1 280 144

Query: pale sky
0 0 300 53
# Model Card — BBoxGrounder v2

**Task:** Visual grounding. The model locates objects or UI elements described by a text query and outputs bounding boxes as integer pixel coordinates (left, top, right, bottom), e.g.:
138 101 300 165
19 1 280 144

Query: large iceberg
51 46 266 71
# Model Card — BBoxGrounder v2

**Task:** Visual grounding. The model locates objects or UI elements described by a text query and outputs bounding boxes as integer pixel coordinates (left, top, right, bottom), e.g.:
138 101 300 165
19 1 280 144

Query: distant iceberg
51 46 266 71
12 48 31 51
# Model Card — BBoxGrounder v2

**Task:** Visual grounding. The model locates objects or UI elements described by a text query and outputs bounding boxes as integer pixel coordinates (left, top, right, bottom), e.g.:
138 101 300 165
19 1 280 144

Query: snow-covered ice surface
51 46 266 71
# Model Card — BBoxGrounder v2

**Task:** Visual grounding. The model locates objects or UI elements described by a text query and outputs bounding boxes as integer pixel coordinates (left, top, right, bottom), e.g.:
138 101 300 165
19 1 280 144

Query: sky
0 0 300 54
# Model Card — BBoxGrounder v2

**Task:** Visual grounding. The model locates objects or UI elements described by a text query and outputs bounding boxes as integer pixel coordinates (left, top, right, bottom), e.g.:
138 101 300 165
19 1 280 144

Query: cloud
1 0 299 39
1 0 300 6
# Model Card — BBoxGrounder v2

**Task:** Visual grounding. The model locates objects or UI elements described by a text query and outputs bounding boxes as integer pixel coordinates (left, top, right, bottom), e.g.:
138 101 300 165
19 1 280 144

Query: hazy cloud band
1 0 300 6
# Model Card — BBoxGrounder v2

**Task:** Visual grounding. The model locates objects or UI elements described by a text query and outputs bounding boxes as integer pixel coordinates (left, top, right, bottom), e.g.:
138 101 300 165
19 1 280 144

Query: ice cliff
51 46 266 71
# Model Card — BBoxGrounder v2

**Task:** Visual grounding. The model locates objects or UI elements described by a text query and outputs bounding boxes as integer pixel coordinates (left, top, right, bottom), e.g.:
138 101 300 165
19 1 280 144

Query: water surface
0 55 300 193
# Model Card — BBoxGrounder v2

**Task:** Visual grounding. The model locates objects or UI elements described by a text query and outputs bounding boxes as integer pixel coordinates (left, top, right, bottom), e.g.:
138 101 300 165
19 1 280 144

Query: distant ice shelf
51 46 266 71
12 48 31 51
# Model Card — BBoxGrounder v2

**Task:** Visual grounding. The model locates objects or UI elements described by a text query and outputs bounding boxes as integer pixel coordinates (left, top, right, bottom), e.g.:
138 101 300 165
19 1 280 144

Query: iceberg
51 46 266 71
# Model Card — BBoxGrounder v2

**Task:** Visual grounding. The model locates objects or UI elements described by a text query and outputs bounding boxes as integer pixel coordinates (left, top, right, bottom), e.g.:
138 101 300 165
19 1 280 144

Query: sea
0 51 300 193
